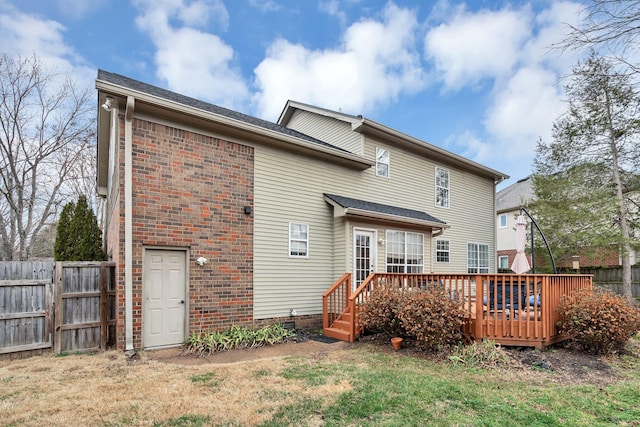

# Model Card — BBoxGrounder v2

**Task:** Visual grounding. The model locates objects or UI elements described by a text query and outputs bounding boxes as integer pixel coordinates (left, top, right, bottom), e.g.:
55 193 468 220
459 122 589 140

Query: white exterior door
354 229 376 289
143 249 186 348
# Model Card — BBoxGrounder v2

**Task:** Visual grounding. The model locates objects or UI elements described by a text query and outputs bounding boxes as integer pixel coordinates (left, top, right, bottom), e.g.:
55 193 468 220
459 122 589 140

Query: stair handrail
347 273 379 341
322 273 352 330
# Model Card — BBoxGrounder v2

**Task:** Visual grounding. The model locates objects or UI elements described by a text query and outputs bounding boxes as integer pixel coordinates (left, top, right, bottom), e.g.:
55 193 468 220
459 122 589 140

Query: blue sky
0 0 585 189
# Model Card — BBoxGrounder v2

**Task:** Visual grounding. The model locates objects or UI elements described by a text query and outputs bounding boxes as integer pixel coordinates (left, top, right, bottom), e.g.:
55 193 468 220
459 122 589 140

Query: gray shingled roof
496 176 534 212
324 193 446 224
97 70 349 153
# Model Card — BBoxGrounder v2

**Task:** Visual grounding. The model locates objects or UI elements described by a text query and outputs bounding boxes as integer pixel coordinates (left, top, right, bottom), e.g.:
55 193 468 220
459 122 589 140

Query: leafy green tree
54 196 103 261
534 53 640 297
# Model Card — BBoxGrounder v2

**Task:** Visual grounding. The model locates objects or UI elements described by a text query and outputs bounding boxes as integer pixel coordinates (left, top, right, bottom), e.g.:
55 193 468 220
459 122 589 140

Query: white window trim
376 147 390 178
288 222 309 258
467 242 489 273
385 230 424 273
435 167 450 208
436 239 450 263
499 213 508 228
498 255 509 269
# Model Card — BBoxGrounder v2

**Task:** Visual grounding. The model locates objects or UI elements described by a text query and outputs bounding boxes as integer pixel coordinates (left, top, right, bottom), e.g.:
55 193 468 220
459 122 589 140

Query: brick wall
112 117 254 349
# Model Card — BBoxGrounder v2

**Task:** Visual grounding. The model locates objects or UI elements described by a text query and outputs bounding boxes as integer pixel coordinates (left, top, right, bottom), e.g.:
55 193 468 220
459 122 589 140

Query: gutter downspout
124 95 135 351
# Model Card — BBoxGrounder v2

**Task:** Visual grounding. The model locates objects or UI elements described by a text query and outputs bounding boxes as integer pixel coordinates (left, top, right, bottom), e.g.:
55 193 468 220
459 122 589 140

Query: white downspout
124 95 135 351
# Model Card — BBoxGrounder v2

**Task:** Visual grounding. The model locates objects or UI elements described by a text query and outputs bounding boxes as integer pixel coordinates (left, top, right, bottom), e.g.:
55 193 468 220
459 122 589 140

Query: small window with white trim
289 223 308 258
499 214 507 228
376 147 390 178
436 239 450 263
435 167 449 208
498 255 509 270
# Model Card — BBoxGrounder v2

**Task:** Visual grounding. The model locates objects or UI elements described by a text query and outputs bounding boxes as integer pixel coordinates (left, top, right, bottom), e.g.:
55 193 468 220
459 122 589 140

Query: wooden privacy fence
0 261 55 358
0 261 115 359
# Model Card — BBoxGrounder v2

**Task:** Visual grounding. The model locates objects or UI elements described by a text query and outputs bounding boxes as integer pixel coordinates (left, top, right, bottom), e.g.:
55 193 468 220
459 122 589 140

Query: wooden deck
322 273 593 349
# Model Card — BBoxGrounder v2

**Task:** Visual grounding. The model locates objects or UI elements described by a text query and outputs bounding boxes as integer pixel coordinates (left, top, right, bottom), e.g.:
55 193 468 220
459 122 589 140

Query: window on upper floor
386 230 424 273
289 223 309 258
499 213 508 228
376 147 390 178
467 242 489 273
436 239 450 263
435 167 449 208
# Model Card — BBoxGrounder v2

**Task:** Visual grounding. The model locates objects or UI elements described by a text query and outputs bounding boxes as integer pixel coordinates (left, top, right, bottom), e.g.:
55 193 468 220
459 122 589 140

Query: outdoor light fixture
101 96 114 112
195 257 208 266
244 206 252 215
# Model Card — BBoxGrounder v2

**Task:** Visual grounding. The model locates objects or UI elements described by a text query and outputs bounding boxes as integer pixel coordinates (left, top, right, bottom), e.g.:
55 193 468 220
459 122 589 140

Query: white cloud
0 3 93 86
486 66 564 157
424 6 532 90
252 3 426 120
249 0 281 13
134 0 248 108
319 0 347 26
55 0 107 20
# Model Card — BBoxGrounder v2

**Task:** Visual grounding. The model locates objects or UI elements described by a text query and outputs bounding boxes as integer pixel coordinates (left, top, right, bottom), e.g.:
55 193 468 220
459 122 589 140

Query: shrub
358 285 407 337
397 284 467 352
184 323 296 355
557 289 640 355
54 195 104 261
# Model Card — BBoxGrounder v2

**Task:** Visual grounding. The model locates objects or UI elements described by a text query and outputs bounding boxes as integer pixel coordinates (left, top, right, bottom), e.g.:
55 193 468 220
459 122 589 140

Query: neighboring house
496 176 534 271
496 175 637 271
96 71 508 351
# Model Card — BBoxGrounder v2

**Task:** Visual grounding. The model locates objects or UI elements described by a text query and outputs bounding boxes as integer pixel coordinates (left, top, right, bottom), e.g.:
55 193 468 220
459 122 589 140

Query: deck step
332 319 351 331
323 327 351 342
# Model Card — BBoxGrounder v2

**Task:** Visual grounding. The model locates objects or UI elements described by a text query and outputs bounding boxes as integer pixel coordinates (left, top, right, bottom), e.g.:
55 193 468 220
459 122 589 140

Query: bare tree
558 0 640 73
0 54 95 260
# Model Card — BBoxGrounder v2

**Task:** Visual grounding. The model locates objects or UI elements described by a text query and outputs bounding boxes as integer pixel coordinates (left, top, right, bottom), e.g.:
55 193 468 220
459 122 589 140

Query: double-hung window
436 239 450 263
386 230 424 273
499 213 507 228
467 243 489 273
376 148 390 178
289 223 308 258
435 167 449 208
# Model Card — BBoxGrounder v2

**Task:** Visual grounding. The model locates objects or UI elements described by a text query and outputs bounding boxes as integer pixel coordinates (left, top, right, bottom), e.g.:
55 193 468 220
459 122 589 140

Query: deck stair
323 309 352 341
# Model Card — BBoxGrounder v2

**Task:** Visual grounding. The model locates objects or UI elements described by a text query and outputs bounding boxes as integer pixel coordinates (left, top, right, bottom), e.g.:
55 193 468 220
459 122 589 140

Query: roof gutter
95 79 374 170
333 206 450 233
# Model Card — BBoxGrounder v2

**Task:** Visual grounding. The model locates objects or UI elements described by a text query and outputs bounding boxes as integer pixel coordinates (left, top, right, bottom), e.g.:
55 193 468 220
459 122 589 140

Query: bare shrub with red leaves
558 289 640 355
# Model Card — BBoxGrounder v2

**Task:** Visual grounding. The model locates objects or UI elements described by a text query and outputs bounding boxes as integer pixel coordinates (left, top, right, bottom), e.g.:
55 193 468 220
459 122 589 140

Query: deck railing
324 272 593 349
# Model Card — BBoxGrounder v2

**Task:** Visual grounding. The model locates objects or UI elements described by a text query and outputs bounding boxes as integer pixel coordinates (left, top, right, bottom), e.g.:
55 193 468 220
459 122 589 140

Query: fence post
53 262 63 354
100 262 108 350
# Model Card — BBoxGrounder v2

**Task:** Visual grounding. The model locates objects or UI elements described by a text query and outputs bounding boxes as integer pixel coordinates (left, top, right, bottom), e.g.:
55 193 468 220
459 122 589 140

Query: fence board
1 261 115 358
54 262 116 353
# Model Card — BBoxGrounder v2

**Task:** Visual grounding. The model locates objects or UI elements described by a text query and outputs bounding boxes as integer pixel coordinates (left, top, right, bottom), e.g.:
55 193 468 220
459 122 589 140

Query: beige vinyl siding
253 137 496 319
360 139 497 274
497 210 518 251
430 169 496 273
286 110 363 155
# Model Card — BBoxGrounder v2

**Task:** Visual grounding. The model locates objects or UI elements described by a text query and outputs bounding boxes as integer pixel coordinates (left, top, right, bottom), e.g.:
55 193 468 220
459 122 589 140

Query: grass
1 337 639 426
